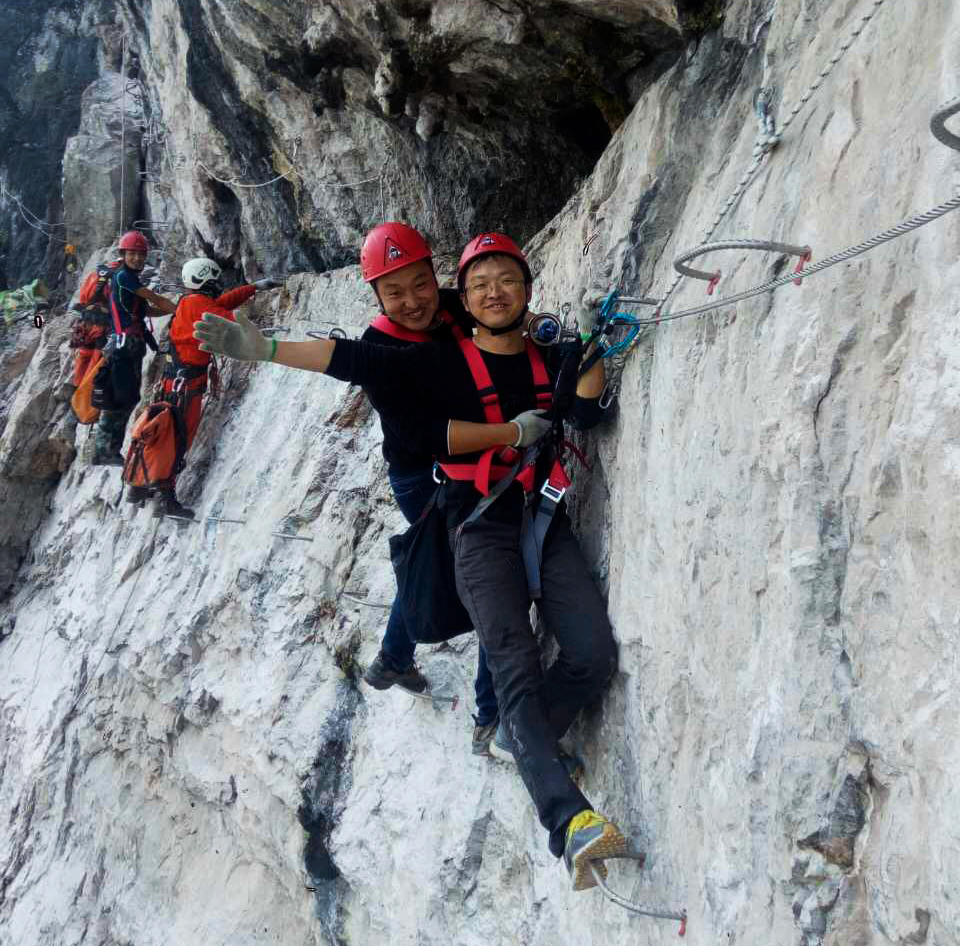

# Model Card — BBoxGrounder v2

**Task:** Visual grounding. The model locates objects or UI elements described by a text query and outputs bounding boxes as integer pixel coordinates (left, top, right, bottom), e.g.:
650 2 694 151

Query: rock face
119 0 682 282
2 1 960 946
0 0 107 289
62 73 145 255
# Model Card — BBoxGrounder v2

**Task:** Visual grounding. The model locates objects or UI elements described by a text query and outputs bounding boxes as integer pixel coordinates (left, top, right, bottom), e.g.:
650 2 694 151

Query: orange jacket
170 286 256 366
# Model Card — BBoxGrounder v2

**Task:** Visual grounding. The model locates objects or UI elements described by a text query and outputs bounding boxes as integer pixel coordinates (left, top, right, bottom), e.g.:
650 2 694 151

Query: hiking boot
472 715 499 756
91 450 124 467
488 722 584 779
153 491 195 520
563 810 630 891
125 485 151 505
362 651 428 692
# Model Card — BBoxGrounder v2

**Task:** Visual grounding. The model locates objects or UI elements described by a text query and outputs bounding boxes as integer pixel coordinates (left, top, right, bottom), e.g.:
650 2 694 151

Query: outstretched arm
135 286 177 315
195 313 554 451
194 311 335 370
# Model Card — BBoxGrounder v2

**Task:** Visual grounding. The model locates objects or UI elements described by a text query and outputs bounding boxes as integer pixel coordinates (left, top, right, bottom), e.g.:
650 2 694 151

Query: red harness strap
370 310 466 344
439 338 553 495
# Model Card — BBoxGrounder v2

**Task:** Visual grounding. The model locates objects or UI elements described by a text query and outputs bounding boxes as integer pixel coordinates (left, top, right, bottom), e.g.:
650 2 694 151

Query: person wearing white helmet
123 258 281 517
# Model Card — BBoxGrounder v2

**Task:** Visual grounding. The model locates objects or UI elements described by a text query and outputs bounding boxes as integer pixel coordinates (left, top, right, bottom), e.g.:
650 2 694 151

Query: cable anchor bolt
793 247 813 285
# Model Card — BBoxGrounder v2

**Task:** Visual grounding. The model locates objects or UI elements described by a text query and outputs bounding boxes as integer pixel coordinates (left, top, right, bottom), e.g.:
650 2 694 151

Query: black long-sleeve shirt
329 322 605 525
360 289 472 473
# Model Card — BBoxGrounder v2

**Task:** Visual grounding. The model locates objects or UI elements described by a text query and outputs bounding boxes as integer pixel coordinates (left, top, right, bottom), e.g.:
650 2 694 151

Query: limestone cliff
2 1 959 945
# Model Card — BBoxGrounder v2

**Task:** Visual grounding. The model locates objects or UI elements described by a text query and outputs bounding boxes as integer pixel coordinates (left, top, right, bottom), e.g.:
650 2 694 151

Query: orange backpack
74 260 120 310
122 401 188 489
70 353 105 424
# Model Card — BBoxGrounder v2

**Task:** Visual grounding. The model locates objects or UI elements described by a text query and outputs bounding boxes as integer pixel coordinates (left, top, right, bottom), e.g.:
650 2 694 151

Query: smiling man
194 231 627 890
93 230 177 466
355 223 501 755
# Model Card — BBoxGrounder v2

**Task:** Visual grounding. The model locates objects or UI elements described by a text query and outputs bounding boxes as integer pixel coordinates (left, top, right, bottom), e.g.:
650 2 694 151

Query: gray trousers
453 512 618 857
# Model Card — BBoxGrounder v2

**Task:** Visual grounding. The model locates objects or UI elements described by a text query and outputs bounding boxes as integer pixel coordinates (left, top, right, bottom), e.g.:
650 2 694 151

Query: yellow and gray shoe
563 810 630 891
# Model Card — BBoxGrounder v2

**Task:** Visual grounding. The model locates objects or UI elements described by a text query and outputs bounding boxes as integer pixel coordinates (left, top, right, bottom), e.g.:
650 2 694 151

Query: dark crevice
298 685 361 946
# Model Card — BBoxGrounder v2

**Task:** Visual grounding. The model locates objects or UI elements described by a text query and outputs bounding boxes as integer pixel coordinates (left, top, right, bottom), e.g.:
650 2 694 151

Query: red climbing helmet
117 230 149 253
360 222 433 282
457 232 531 291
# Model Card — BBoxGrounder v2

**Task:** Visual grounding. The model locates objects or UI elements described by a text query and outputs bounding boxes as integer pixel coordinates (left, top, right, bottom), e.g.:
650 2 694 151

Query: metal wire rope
621 185 960 325
195 138 303 189
1 183 73 244
673 239 811 285
931 94 960 151
655 0 889 313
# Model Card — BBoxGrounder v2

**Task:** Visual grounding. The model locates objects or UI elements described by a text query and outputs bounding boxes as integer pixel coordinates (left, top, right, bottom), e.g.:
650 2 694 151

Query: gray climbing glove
509 409 552 447
194 310 273 362
253 277 284 291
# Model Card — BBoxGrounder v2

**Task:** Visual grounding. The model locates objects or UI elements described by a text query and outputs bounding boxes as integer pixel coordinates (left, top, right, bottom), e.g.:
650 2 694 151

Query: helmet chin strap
476 304 528 336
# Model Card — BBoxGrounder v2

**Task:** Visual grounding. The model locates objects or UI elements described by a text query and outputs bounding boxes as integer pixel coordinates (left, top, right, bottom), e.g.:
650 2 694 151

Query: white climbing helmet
182 257 223 290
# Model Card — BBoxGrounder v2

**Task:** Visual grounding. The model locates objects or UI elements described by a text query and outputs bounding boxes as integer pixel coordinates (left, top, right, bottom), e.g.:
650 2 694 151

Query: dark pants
454 512 618 856
94 339 145 456
382 467 498 725
94 406 135 455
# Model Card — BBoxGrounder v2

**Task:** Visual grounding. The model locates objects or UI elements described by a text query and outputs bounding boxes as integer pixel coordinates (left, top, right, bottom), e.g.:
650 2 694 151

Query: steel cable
623 190 960 325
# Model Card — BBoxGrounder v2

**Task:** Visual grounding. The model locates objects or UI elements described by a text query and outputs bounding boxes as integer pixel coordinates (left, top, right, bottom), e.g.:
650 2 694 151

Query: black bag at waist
388 486 473 644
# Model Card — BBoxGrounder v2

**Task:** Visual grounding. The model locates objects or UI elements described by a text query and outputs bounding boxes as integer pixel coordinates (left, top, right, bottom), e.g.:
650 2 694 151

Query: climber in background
68 252 124 388
356 222 502 755
123 258 282 519
92 230 177 466
193 231 627 891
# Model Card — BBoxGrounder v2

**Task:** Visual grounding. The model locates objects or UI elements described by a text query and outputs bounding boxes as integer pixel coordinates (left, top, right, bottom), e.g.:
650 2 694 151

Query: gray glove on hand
509 409 552 448
253 277 284 291
194 310 273 362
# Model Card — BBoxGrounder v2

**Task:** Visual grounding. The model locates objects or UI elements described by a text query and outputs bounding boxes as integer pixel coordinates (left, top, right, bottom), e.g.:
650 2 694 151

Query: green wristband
269 338 277 362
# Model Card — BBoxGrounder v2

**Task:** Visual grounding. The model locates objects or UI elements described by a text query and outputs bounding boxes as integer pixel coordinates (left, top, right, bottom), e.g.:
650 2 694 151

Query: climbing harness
588 861 687 936
439 337 552 496
440 336 585 599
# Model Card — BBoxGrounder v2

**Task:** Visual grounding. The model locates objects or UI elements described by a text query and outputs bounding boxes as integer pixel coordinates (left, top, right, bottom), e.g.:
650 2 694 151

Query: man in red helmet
92 230 177 466
194 231 629 890
355 222 503 754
